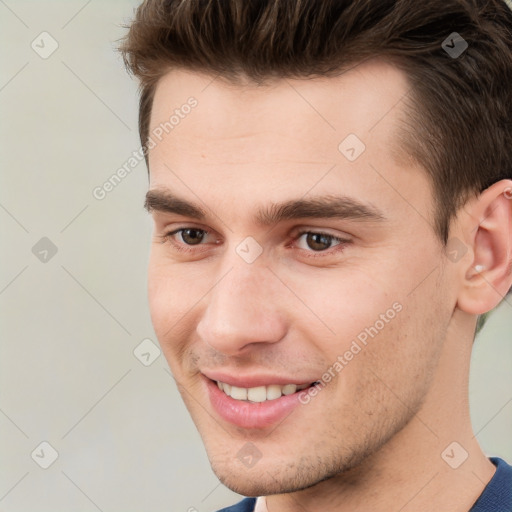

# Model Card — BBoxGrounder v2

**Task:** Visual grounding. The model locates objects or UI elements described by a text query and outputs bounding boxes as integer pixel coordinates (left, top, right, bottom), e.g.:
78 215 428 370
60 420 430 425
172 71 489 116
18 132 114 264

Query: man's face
146 61 456 496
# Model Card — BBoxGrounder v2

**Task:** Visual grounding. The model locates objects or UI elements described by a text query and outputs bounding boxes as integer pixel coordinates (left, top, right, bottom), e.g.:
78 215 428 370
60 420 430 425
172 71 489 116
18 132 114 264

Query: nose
196 258 287 355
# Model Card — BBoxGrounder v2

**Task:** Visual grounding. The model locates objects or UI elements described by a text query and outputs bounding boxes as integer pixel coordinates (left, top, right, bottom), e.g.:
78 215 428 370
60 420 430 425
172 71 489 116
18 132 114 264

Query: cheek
148 250 196 320
147 252 217 367
147 255 171 333
147 254 192 348
300 263 447 400
291 267 398 354
346 279 449 412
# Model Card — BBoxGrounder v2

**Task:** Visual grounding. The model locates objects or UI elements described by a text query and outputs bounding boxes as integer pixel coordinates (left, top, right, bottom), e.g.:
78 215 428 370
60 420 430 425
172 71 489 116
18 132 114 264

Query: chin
209 454 336 498
213 470 300 497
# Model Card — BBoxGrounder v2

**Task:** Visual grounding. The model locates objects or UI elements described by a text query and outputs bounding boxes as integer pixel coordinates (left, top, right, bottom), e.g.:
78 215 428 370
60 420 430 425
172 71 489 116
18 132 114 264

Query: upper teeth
216 381 310 402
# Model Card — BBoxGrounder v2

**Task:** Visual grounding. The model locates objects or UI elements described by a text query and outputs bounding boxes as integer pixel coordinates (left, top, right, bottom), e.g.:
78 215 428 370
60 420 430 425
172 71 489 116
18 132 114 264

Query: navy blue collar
469 457 512 511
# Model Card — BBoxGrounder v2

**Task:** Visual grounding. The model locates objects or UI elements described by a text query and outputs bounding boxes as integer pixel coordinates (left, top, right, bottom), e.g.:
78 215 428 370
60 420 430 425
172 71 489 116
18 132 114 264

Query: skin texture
145 60 512 512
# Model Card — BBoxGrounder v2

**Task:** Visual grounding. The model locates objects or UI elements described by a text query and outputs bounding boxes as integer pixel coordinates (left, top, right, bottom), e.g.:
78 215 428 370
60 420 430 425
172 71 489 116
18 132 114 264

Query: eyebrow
144 188 387 225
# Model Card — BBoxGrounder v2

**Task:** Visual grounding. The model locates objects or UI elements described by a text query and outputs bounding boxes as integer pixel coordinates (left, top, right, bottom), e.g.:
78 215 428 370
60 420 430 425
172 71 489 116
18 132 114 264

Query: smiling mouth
214 380 320 403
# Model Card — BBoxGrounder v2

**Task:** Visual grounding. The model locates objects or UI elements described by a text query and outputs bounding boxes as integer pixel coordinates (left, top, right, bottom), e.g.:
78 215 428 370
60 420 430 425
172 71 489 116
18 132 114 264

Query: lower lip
204 376 307 429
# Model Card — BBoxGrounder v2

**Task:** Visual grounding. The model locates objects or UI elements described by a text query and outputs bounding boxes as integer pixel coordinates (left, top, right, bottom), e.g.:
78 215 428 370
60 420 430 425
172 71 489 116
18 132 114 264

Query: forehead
147 60 431 229
150 59 411 157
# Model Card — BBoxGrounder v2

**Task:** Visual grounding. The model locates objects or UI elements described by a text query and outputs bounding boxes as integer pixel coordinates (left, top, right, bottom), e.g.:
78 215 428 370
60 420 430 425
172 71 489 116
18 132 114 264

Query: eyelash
159 227 351 258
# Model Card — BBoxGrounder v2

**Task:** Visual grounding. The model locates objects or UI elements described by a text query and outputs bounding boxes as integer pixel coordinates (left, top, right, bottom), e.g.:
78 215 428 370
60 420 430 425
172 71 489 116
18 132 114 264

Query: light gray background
0 1 511 511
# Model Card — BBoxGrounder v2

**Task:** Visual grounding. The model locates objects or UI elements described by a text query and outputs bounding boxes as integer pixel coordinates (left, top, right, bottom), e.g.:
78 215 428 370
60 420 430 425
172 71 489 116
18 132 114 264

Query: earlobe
455 179 512 316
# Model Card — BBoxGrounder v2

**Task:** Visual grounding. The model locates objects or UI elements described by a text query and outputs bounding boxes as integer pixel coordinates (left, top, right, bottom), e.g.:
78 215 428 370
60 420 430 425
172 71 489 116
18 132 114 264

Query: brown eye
179 228 206 245
304 232 337 251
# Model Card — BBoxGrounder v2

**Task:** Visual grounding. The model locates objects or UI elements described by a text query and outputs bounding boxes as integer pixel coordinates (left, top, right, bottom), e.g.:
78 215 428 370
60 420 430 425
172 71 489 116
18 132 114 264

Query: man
120 1 512 510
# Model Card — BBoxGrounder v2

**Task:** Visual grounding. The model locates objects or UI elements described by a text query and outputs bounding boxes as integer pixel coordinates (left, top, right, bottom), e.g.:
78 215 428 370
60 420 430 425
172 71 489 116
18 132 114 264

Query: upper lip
202 370 317 388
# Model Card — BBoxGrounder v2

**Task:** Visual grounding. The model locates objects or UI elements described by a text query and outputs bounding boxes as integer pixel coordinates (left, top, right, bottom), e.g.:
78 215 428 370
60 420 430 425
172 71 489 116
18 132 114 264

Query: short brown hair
120 0 512 248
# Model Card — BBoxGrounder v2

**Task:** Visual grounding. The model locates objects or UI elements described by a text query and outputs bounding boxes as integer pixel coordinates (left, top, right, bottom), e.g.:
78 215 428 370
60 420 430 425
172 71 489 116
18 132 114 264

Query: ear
454 179 512 315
